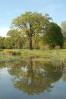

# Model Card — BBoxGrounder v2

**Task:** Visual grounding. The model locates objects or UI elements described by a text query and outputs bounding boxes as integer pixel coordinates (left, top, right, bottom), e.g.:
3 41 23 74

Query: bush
3 49 13 55
63 42 66 49
3 49 21 56
54 46 60 50
12 51 21 55
40 45 49 50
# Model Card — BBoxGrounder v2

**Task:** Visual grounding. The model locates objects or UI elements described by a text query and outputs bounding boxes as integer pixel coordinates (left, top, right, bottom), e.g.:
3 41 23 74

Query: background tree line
0 12 66 50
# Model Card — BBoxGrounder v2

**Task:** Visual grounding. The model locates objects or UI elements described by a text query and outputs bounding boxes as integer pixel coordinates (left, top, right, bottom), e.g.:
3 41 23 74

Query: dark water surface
0 57 66 99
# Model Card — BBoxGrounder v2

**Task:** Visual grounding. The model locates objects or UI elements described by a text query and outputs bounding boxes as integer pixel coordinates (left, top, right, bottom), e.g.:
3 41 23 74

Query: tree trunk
29 24 33 50
29 37 32 50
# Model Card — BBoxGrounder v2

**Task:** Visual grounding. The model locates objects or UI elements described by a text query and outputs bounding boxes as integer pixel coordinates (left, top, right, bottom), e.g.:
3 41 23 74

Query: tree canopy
0 12 64 50
12 12 51 49
43 22 64 48
6 29 23 49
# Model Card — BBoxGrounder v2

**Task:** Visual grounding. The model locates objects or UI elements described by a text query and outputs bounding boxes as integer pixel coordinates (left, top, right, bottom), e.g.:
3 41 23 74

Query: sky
0 0 66 37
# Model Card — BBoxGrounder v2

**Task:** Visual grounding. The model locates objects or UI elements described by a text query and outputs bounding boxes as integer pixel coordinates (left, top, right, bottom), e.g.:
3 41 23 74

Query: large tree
43 22 64 48
11 12 51 49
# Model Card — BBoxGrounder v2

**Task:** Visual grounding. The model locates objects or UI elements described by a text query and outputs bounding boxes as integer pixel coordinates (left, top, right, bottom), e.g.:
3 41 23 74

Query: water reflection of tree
62 66 66 82
8 57 64 95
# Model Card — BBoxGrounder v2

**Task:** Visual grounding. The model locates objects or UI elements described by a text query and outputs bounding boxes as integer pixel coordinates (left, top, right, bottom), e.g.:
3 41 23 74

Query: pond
0 57 66 99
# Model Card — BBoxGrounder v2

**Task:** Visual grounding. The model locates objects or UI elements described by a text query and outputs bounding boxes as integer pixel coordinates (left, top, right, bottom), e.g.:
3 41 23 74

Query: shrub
12 51 21 55
3 50 21 56
3 49 13 55
40 45 49 50
63 42 66 49
54 46 60 50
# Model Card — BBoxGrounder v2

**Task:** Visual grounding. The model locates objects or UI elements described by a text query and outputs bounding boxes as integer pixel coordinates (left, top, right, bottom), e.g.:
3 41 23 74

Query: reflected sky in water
0 57 66 99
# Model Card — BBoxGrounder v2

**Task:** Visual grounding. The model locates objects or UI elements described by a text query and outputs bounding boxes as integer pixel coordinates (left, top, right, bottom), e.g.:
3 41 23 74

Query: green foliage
12 51 21 56
43 22 64 48
12 12 51 49
0 36 5 49
6 29 24 49
61 21 66 36
7 29 19 37
0 12 65 50
4 37 14 49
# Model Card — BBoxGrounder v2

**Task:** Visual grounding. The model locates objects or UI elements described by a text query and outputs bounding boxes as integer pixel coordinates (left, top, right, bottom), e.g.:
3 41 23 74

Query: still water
0 57 66 99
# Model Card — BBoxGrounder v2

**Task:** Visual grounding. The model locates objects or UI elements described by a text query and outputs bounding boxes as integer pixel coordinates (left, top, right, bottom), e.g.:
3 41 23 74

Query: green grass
0 49 66 63
18 49 66 59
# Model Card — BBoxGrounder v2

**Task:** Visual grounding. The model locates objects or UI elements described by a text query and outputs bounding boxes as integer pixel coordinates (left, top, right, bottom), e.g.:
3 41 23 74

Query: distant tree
4 37 14 49
7 29 24 49
7 29 19 37
11 12 51 49
43 22 64 48
0 36 5 49
61 21 66 37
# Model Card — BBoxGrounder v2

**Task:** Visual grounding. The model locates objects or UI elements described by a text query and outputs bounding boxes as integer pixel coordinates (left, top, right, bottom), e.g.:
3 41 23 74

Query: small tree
43 22 64 48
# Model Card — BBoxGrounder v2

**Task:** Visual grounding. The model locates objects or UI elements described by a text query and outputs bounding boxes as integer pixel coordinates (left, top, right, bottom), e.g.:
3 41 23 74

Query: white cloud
0 27 9 37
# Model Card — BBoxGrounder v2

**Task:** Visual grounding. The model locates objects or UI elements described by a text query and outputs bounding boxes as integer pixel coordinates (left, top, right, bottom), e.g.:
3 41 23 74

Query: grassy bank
0 49 66 67
13 49 66 59
0 49 66 61
0 49 66 60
